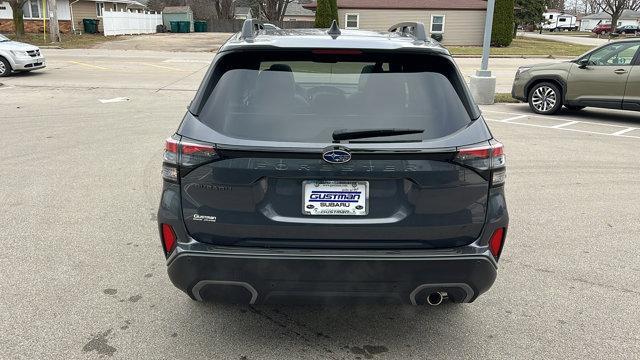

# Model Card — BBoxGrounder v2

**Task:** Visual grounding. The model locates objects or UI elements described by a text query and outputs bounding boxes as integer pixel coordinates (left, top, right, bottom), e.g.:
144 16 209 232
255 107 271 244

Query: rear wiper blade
332 128 425 142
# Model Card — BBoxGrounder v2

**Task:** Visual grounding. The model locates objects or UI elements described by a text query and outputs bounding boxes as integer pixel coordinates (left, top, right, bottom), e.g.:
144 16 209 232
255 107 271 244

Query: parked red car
592 24 612 35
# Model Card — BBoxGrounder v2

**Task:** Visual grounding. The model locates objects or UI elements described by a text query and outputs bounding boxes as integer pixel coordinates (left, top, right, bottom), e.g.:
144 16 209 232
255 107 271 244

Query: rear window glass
195 51 473 143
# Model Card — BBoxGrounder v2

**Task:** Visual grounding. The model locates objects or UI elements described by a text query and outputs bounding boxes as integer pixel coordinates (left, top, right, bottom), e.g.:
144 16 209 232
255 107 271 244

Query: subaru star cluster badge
322 147 352 164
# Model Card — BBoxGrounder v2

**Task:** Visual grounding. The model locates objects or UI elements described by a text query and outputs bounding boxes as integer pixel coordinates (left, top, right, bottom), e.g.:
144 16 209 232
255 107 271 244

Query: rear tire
528 82 562 115
0 57 12 78
564 105 585 111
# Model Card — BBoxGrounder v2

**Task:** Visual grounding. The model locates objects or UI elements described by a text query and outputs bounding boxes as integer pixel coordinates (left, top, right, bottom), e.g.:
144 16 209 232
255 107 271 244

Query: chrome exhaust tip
427 292 447 306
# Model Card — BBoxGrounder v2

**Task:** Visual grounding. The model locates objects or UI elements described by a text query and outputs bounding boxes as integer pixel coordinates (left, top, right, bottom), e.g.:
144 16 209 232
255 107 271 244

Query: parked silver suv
0 34 46 77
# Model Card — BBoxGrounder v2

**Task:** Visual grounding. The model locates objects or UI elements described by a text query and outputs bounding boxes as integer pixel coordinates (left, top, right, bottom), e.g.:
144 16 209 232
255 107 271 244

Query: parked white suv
0 34 46 77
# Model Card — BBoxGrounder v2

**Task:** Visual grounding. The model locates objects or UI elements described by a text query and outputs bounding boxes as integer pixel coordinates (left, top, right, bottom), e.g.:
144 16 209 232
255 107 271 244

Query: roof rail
240 19 282 40
240 19 268 40
388 22 428 42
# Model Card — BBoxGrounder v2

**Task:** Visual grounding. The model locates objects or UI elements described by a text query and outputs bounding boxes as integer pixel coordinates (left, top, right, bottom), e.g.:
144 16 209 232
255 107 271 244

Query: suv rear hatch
167 50 503 249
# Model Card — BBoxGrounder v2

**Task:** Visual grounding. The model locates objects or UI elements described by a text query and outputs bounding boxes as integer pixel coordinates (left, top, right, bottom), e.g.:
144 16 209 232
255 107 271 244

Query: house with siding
70 0 145 33
303 0 489 46
283 0 315 22
0 0 72 33
579 9 640 32
0 0 145 34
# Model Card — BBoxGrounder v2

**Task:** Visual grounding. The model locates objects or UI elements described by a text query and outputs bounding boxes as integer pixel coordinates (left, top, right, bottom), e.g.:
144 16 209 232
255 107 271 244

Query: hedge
491 0 515 47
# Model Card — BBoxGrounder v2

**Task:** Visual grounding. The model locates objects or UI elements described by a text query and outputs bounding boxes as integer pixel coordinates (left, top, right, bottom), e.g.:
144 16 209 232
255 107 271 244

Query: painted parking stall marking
483 109 640 140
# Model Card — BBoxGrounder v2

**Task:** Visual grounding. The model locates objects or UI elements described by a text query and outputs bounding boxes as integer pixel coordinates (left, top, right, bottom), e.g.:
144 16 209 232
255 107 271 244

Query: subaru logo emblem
322 147 352 164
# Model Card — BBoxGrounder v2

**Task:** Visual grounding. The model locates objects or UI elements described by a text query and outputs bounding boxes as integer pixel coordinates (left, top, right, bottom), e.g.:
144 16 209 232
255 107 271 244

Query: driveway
519 32 609 46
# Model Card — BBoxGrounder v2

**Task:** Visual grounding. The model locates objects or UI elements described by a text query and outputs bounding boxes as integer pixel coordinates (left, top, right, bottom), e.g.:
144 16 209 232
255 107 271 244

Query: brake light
312 49 362 55
489 227 506 258
181 143 215 155
162 136 218 182
161 223 177 254
454 141 506 186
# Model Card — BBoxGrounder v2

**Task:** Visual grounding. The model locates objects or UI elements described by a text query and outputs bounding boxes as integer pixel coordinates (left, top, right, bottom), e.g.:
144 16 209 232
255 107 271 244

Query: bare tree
258 0 293 22
213 0 236 19
546 0 565 11
584 0 603 13
594 0 640 32
7 0 28 38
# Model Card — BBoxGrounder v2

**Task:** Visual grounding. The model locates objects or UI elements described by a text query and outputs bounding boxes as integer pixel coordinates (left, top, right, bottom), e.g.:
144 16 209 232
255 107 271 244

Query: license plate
303 181 368 216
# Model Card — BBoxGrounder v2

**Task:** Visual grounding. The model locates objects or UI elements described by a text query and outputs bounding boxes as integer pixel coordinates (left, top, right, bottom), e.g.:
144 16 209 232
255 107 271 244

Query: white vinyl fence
102 11 163 36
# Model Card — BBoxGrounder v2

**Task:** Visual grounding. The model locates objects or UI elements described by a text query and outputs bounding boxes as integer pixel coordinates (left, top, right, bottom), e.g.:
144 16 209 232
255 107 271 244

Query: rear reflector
489 228 505 258
161 223 177 254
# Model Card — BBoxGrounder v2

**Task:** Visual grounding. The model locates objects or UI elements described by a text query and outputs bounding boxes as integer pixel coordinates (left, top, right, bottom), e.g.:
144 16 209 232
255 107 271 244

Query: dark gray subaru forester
158 20 508 306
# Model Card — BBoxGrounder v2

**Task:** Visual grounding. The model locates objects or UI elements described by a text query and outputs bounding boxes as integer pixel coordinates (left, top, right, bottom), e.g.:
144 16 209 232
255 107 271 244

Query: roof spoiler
388 22 429 42
240 19 281 41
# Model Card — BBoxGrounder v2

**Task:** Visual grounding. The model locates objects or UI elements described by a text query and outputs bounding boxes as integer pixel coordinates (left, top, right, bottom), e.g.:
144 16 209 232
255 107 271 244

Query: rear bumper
167 245 498 304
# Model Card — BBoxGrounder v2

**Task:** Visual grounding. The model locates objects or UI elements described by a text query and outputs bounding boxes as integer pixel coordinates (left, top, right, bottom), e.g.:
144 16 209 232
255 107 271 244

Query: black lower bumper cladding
167 249 497 305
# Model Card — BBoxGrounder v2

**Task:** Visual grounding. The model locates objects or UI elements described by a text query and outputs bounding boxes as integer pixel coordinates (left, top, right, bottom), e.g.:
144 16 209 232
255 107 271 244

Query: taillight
454 141 506 187
489 227 506 259
162 136 218 182
161 223 177 254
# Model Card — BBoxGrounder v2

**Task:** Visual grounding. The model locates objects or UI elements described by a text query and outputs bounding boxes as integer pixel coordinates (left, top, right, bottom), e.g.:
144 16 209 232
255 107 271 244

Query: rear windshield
193 51 475 143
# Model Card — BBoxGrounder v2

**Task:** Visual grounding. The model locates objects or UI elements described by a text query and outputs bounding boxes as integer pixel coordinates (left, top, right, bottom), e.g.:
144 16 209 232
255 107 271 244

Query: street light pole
469 0 497 105
479 0 496 76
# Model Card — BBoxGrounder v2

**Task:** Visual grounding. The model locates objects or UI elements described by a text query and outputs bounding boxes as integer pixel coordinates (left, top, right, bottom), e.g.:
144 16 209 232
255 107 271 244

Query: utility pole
47 0 61 43
469 0 496 105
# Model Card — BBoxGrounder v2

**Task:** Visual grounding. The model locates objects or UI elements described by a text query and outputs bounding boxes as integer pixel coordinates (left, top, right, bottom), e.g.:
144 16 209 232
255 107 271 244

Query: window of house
96 2 104 17
21 0 42 19
345 13 359 29
430 15 445 33
549 14 554 19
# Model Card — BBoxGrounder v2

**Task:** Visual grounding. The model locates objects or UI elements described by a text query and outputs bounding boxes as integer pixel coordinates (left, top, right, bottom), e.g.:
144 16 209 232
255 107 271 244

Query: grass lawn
6 33 126 49
449 37 593 57
494 93 520 103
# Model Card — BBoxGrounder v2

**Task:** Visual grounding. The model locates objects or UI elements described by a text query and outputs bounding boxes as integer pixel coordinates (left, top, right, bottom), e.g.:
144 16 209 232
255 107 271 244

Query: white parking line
483 110 640 140
499 115 528 123
551 121 580 128
484 109 634 129
610 127 637 136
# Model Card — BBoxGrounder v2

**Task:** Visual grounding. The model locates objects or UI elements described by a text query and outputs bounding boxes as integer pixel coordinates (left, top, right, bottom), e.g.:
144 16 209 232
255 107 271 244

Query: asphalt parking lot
1 50 639 359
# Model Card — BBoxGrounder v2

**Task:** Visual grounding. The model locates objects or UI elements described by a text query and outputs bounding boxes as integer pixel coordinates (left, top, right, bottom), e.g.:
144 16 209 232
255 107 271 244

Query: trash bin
178 21 191 33
169 21 179 33
194 21 207 32
82 18 99 34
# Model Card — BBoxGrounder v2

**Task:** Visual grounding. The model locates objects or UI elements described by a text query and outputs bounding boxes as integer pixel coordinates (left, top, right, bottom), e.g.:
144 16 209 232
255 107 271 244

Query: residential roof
583 9 640 20
304 0 488 10
286 1 315 16
235 6 252 16
162 6 192 14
